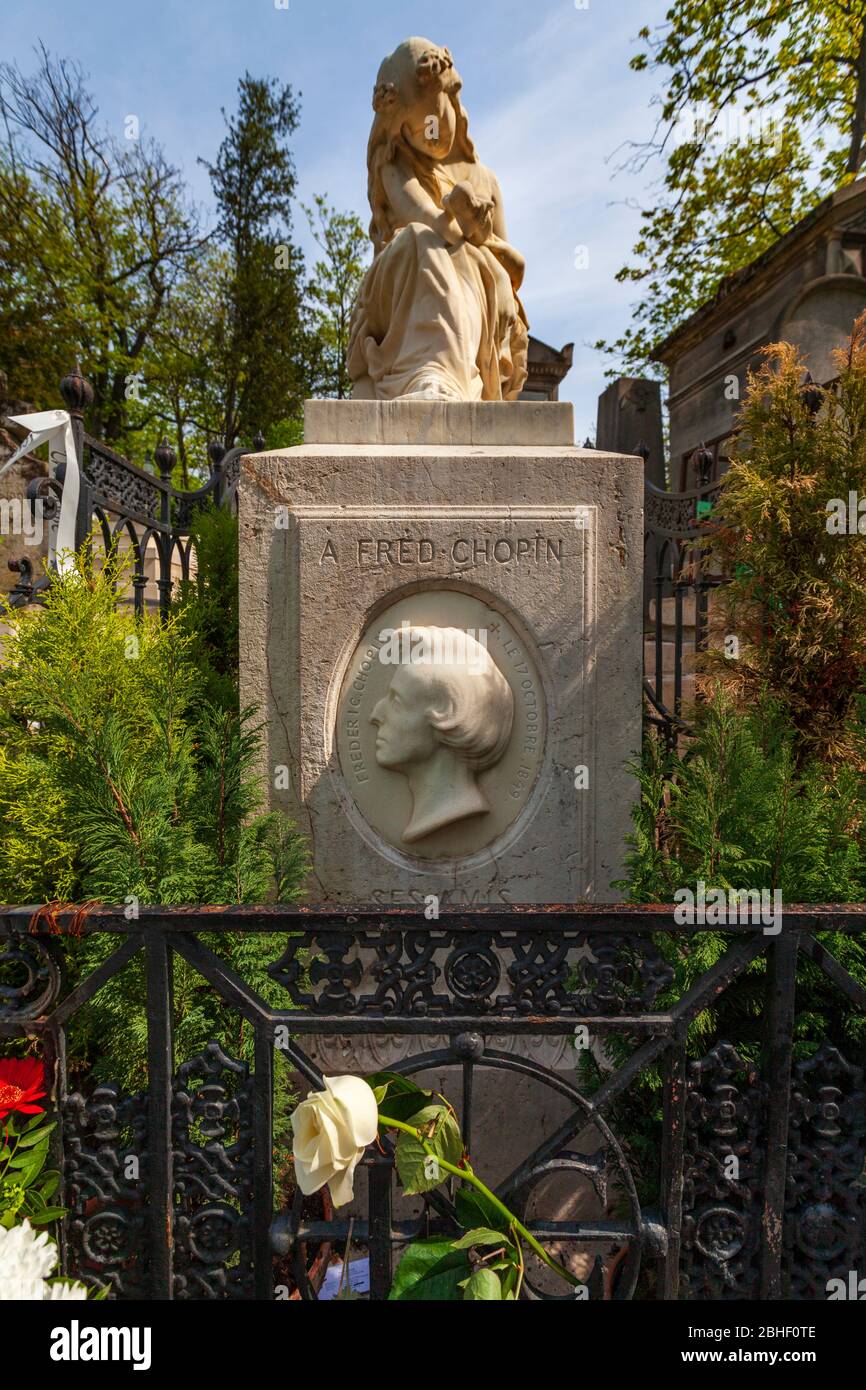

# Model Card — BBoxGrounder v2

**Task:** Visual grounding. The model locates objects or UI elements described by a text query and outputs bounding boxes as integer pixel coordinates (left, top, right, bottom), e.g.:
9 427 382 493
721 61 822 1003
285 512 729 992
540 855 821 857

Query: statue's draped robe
348 168 528 402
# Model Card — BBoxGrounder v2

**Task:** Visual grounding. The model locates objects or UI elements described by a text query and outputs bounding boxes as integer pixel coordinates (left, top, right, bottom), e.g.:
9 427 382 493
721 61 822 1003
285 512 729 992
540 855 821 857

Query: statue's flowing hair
366 39 476 255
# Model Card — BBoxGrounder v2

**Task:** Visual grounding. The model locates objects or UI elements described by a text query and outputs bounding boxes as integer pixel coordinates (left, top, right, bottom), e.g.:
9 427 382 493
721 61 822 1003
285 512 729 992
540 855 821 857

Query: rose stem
377 1113 578 1288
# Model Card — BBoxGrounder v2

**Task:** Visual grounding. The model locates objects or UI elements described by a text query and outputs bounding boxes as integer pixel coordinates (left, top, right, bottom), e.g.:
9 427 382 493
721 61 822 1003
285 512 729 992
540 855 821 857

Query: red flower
0 1057 46 1120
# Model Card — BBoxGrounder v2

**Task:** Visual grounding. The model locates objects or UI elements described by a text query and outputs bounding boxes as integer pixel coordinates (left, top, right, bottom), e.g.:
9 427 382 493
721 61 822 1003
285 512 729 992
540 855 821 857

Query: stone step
647 593 727 640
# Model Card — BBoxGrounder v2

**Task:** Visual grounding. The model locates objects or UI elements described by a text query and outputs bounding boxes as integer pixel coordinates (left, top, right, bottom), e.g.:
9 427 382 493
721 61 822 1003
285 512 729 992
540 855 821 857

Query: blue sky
1 0 666 438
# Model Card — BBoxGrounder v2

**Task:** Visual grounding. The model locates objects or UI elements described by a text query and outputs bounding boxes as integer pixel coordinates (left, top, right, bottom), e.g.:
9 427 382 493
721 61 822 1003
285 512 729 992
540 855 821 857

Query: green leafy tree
0 45 202 449
146 246 235 487
303 195 370 398
600 0 866 374
200 74 315 446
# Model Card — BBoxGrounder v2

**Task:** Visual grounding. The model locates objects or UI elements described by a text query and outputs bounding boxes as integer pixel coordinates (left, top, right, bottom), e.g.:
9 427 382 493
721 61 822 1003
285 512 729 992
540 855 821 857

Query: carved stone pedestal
239 399 643 910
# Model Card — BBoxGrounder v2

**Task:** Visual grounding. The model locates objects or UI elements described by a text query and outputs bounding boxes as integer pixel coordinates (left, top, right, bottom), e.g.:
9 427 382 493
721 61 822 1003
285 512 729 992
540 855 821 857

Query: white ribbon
0 408 80 574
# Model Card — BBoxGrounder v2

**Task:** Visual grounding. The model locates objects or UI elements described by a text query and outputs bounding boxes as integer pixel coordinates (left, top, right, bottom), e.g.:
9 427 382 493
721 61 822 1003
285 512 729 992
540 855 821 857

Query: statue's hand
443 183 495 247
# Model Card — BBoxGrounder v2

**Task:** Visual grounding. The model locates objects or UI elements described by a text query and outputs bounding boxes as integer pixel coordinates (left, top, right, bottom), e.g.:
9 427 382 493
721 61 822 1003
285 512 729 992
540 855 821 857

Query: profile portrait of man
369 625 514 842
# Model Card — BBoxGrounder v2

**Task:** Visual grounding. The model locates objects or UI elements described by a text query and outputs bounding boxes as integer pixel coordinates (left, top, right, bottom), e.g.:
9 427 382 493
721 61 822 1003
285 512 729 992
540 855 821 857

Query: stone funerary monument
240 38 643 911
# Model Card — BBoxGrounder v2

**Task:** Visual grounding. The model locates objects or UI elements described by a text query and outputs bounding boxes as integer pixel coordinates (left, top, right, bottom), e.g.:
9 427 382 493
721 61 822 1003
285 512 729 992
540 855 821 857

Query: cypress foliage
604 310 866 1210
0 549 308 1100
617 690 866 1055
171 504 241 715
707 315 866 763
602 692 866 1211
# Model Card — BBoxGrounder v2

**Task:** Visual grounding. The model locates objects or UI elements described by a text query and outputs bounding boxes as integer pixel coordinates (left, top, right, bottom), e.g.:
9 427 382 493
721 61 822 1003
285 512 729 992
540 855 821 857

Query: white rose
292 1075 379 1208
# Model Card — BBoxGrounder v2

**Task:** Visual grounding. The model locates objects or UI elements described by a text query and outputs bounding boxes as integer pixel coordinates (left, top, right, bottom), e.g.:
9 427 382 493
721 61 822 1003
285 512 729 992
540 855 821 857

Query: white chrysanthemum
0 1221 57 1284
0 1275 45 1300
43 1280 89 1300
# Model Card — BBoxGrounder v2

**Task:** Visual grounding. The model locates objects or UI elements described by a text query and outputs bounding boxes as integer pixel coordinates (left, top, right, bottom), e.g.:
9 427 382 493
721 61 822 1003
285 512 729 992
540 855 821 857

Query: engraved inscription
318 536 564 566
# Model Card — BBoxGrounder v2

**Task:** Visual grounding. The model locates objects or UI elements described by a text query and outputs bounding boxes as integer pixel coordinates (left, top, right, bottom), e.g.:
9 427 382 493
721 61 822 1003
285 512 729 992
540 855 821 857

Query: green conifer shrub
605 690 866 1214
707 316 866 764
0 550 308 1111
171 504 240 714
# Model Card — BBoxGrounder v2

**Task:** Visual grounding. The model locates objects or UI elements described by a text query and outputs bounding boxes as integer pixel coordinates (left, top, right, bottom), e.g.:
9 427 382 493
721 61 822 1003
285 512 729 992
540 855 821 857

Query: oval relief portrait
334 588 547 861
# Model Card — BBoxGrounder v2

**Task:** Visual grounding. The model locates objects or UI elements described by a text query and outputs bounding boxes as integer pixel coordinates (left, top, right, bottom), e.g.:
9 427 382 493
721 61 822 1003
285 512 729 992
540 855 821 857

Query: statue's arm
485 175 525 292
381 161 462 246
490 174 509 241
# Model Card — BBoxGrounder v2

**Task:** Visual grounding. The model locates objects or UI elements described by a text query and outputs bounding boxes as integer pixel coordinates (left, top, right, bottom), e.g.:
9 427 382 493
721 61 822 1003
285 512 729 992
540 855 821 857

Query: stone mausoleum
654 174 866 489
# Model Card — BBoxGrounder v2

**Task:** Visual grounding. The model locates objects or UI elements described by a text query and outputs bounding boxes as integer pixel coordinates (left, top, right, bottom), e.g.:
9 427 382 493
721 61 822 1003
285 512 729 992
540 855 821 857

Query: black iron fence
643 444 730 748
4 390 861 1302
4 367 249 615
1 904 863 1301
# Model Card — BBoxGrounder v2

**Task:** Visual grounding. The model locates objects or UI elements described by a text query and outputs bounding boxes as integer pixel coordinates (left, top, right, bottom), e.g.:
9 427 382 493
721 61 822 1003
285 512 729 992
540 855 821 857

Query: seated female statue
348 37 529 402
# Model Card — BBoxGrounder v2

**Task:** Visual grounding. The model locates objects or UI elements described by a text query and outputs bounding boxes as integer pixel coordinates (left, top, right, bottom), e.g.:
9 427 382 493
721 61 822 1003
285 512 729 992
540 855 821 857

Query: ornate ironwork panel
63 1084 150 1298
681 1043 766 1299
785 1043 866 1298
1 905 864 1301
267 926 674 1018
173 1041 256 1299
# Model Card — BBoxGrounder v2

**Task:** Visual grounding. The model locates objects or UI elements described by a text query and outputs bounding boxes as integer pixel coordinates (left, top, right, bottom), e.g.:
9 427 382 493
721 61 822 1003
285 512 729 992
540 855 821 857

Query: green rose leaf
19 1114 48 1134
463 1267 503 1300
500 1262 521 1299
14 1122 56 1150
452 1227 511 1251
395 1104 463 1194
369 1071 436 1125
456 1184 511 1235
388 1238 470 1301
366 1071 426 1096
11 1143 49 1185
39 1172 61 1202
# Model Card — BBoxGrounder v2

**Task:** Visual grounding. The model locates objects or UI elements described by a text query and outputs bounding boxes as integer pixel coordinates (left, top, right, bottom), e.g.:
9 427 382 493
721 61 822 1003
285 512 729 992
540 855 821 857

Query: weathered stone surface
238 411 643 907
304 398 574 446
